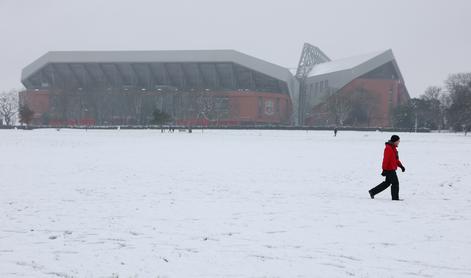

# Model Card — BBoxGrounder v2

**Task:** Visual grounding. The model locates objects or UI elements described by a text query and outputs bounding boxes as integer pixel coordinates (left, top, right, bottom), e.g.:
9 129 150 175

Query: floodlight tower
295 43 330 125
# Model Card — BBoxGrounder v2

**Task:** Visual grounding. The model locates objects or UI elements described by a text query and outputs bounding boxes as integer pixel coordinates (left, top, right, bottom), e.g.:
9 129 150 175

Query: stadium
19 44 409 127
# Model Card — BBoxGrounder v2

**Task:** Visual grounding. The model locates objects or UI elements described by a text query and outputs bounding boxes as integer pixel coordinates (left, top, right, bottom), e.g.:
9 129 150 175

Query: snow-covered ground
1 129 470 277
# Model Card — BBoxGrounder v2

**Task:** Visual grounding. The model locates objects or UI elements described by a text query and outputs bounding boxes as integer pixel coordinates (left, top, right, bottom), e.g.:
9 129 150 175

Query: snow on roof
308 50 387 77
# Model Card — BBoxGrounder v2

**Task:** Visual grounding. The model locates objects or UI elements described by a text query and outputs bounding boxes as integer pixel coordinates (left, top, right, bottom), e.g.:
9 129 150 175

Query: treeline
393 72 471 131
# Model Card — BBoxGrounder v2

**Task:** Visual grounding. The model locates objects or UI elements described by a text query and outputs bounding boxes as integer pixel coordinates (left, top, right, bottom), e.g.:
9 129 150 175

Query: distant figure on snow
334 127 338 137
368 135 406 201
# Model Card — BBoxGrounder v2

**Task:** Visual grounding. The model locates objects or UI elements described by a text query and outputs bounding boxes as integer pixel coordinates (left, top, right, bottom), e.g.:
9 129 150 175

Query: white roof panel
308 50 387 77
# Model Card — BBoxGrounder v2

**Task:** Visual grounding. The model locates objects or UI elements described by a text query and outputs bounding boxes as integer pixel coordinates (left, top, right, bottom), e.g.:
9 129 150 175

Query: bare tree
422 86 441 100
445 72 471 131
438 91 452 130
194 92 230 125
421 86 448 130
325 91 352 126
19 104 34 126
0 90 19 126
196 92 216 121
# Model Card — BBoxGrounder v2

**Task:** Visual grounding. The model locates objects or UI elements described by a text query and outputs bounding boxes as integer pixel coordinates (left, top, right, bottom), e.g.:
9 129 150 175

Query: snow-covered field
1 129 470 277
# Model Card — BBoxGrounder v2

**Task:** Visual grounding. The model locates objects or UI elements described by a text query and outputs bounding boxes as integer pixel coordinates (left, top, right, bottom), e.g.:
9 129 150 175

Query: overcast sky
0 0 470 96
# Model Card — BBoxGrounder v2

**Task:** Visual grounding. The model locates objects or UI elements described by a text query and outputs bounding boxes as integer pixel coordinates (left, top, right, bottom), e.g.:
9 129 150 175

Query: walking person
334 127 338 137
369 135 405 201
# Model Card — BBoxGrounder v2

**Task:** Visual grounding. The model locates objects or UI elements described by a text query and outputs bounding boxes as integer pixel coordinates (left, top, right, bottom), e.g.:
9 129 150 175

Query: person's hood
385 141 396 147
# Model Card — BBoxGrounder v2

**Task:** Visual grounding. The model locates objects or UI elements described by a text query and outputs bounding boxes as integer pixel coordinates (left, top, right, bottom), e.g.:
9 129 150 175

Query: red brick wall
19 89 291 126
177 91 291 126
19 90 50 123
228 91 291 124
307 78 409 127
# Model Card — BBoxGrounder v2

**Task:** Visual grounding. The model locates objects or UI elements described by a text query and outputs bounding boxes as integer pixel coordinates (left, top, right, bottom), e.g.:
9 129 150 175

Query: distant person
334 127 338 137
368 135 406 201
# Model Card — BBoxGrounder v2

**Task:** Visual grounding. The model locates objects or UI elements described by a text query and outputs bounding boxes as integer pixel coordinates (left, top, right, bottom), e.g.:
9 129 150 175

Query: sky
0 0 470 97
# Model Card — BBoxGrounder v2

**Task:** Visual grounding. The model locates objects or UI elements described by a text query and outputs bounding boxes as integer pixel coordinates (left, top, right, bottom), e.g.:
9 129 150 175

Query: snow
1 129 471 277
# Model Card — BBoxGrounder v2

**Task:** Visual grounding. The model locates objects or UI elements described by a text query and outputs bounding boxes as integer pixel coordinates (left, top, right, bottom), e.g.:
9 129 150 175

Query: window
258 97 263 118
276 98 280 114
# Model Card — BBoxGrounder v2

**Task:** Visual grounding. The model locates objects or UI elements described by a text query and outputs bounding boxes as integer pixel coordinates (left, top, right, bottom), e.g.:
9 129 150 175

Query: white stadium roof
306 49 407 92
308 50 386 77
21 49 295 86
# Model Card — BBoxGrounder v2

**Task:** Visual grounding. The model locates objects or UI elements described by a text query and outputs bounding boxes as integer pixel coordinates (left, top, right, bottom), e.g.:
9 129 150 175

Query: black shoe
392 198 403 201
369 190 374 199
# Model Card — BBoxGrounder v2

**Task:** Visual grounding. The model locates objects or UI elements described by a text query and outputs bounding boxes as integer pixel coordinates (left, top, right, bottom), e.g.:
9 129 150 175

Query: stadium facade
20 44 409 127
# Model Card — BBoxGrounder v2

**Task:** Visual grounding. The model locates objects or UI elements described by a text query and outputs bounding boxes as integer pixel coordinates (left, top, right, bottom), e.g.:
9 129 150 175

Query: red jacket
382 142 403 171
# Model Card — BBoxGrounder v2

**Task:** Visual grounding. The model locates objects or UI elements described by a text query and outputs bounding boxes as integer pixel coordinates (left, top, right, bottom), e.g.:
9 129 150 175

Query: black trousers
370 170 399 200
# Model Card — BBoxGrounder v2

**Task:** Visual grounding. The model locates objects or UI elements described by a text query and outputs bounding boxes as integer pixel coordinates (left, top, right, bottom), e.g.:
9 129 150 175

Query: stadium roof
306 49 407 92
21 50 294 86
308 50 387 77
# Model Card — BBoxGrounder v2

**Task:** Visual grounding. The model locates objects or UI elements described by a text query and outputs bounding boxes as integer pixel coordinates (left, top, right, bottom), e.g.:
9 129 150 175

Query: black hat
390 135 400 142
